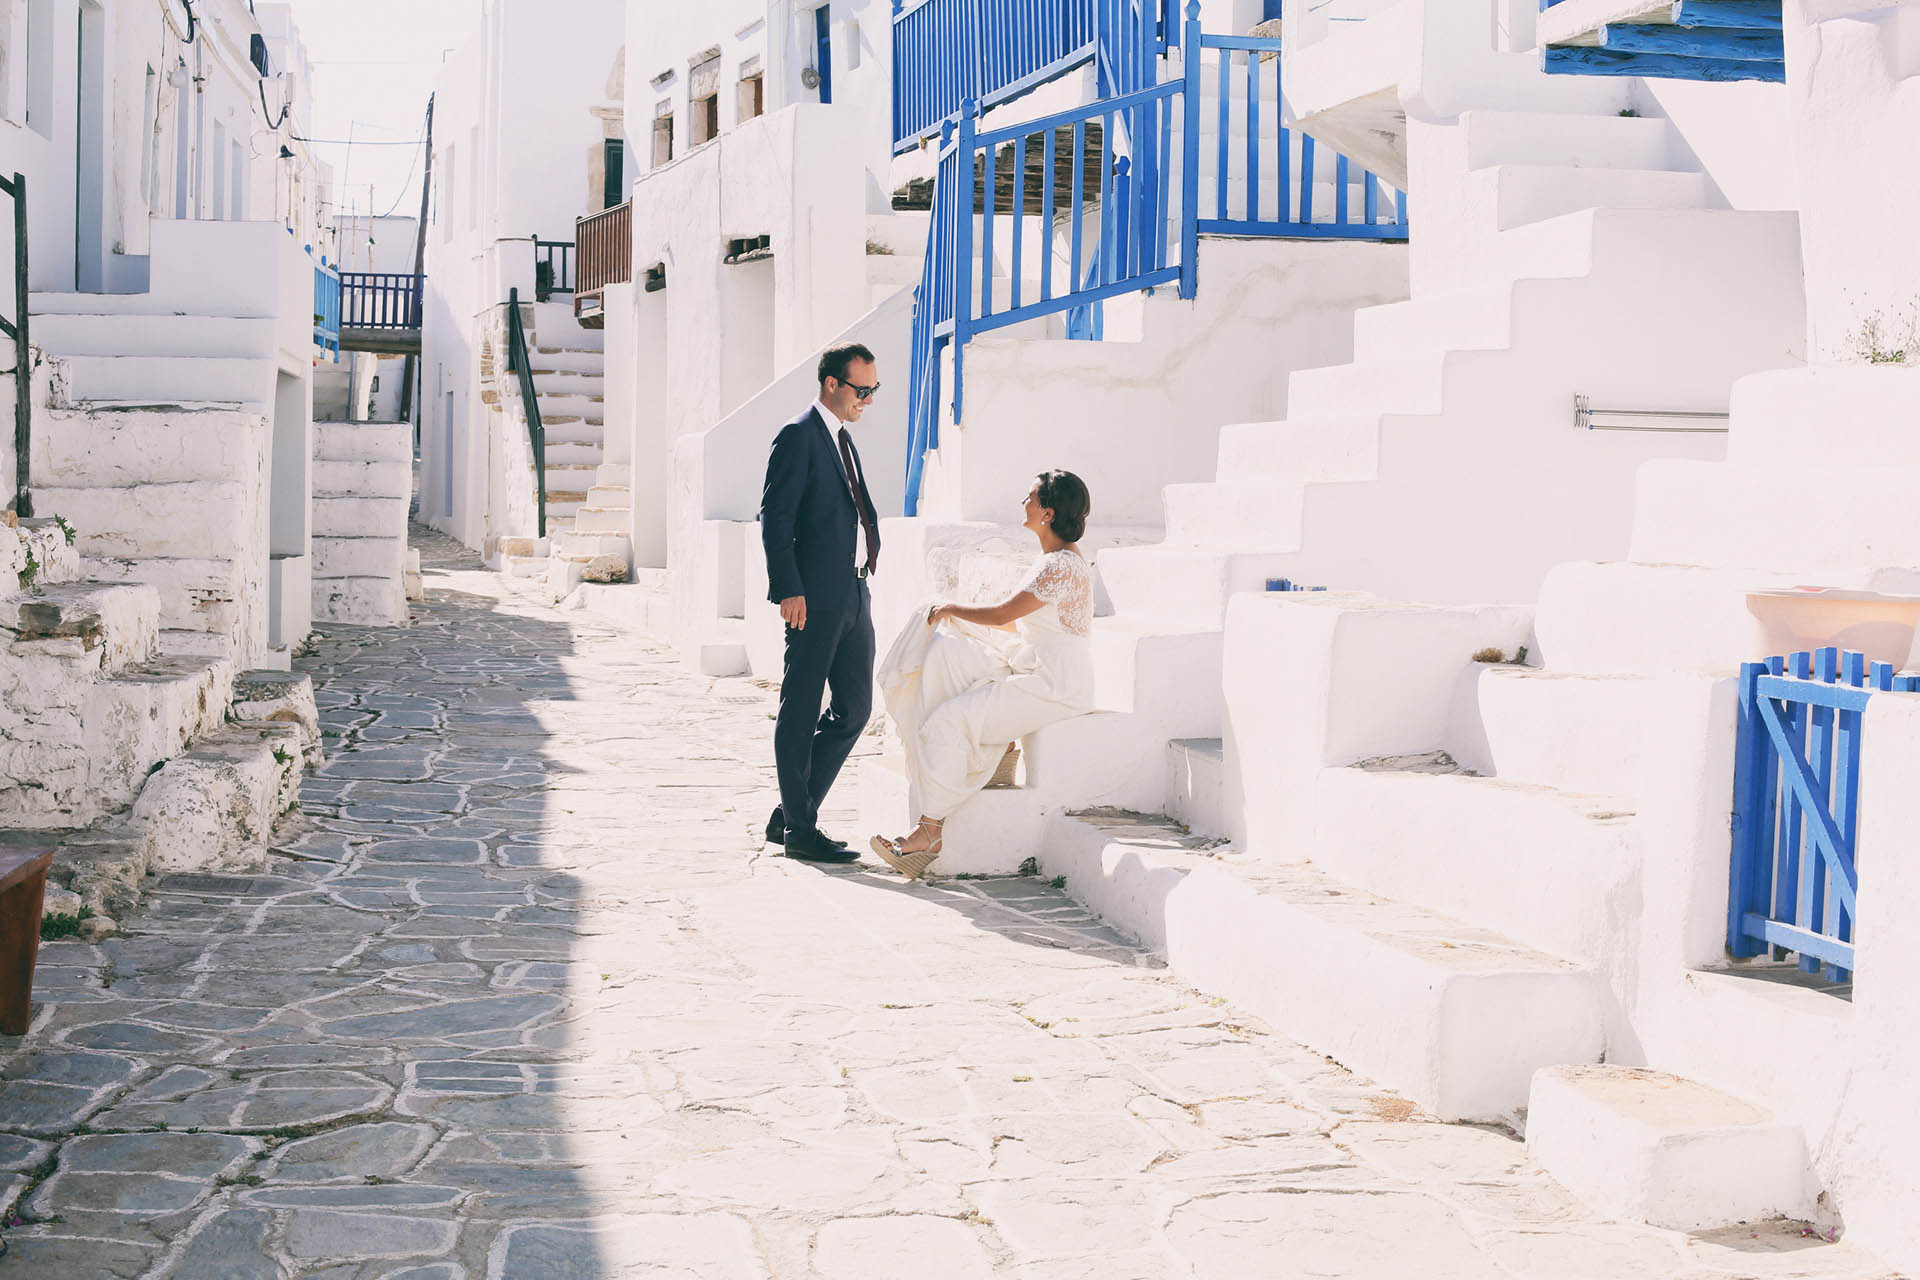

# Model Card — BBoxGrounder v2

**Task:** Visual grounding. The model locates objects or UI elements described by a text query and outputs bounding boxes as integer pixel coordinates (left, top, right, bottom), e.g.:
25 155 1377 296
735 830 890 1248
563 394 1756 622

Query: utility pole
400 94 434 434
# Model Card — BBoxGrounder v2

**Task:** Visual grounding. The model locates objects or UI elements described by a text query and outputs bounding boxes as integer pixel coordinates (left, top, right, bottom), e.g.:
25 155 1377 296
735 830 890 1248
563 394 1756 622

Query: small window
651 108 673 168
689 54 721 146
737 70 764 123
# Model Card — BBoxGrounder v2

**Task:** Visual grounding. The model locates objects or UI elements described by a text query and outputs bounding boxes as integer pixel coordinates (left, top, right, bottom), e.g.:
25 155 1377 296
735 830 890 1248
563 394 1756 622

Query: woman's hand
926 604 950 627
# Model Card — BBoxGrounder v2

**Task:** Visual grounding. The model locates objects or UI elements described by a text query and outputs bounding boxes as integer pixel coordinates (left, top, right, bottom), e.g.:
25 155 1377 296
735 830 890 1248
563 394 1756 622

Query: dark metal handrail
1 171 28 519
504 287 547 538
534 239 575 302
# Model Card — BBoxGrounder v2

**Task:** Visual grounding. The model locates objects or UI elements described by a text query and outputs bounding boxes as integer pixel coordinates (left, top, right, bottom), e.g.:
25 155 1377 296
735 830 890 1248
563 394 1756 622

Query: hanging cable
258 77 290 129
180 0 197 43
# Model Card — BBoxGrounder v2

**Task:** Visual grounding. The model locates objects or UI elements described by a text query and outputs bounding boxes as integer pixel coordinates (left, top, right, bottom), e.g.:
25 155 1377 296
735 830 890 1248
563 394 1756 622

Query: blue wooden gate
1729 646 1920 981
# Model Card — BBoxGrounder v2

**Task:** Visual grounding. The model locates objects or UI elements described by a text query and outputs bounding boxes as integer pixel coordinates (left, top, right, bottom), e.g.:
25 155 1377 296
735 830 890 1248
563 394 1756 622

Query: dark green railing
1 171 28 519
504 287 547 538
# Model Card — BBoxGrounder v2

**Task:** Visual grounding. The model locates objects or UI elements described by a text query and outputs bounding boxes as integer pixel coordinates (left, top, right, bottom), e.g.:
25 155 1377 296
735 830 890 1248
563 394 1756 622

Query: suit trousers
774 579 875 837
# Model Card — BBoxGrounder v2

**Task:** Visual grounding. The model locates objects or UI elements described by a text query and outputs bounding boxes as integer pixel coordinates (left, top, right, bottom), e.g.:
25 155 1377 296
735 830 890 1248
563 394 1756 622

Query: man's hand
780 596 808 631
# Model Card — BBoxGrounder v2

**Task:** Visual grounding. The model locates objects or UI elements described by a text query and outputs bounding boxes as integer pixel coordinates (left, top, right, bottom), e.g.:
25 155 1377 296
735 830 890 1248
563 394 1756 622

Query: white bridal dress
879 549 1096 819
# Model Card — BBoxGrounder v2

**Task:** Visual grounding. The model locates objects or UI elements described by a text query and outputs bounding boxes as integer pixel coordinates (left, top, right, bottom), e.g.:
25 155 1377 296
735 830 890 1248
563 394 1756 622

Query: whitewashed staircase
498 301 624 596
1097 106 1806 626
313 420 412 625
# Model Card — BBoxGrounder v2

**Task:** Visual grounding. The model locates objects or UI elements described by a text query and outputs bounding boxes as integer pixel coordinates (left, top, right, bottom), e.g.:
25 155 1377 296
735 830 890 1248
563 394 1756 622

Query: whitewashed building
0 0 332 922
416 0 626 562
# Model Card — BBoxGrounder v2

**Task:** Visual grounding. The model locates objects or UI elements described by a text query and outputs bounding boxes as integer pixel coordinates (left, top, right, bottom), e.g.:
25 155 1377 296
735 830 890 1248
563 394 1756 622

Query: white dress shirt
813 399 870 571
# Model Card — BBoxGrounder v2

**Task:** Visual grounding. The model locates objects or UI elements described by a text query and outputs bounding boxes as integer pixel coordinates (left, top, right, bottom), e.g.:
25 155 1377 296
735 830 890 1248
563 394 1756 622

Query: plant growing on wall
1848 304 1918 365
17 546 38 593
53 516 75 546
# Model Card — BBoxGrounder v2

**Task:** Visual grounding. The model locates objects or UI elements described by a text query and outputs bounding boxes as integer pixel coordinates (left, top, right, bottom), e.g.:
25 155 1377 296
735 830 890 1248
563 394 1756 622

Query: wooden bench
0 846 54 1036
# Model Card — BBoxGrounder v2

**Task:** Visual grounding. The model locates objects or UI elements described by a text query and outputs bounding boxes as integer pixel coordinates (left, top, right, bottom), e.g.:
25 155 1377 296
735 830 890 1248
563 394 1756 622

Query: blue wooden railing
1196 38 1408 239
313 259 341 359
901 3 1407 510
1729 647 1920 982
892 0 1179 152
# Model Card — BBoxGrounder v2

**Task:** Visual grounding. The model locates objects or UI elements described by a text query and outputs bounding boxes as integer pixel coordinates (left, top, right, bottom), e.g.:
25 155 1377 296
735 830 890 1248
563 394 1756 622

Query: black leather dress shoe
784 829 860 863
767 808 847 850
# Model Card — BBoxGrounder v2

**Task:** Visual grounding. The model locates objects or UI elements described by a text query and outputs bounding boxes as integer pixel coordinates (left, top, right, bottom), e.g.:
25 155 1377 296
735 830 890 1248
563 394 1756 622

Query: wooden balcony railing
574 201 632 326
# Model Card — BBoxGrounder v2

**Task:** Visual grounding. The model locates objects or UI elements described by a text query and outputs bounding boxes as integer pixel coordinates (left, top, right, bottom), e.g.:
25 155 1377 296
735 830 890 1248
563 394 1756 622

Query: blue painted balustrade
313 259 341 360
899 4 1409 510
892 0 1181 152
1728 647 1920 982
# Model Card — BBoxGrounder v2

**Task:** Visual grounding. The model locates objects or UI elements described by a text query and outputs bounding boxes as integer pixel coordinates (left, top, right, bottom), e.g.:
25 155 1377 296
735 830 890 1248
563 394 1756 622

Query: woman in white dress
871 470 1096 879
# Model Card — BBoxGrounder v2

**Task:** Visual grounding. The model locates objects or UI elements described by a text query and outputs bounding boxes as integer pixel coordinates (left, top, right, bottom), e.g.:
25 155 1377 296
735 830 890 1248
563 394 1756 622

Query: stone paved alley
0 530 1903 1278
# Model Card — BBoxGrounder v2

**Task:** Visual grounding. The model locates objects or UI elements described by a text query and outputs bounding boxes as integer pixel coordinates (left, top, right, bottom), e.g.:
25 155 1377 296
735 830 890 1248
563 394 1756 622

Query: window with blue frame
814 6 832 104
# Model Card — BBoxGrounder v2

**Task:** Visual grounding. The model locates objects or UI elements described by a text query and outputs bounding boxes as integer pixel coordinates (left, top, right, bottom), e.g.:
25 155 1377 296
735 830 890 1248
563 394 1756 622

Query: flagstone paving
0 527 1903 1278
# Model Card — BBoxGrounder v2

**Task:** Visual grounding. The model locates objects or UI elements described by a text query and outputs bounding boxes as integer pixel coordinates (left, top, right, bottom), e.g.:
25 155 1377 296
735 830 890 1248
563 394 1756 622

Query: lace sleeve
1022 552 1093 634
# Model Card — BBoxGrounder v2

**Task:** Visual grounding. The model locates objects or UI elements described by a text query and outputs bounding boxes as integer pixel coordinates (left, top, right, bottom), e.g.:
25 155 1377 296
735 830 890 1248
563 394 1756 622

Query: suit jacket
761 405 867 612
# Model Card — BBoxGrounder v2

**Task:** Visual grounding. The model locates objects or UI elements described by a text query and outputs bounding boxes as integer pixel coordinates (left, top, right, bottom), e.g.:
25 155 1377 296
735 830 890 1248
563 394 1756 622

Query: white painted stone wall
419 0 625 552
0 0 331 295
1785 0 1920 363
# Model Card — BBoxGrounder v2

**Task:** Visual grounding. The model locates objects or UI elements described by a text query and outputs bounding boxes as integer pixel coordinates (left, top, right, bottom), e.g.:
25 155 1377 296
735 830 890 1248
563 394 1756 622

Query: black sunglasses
839 381 880 400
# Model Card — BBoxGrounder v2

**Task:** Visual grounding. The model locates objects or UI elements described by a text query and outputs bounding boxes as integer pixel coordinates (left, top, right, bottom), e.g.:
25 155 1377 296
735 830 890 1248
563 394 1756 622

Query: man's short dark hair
818 344 876 387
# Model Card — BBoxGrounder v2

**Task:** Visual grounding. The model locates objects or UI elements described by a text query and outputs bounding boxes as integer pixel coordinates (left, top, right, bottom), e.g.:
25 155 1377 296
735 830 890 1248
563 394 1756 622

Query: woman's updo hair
1036 469 1090 542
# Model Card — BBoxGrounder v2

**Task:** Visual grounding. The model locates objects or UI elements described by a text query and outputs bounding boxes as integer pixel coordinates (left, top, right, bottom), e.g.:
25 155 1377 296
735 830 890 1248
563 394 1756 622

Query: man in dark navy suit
760 344 884 863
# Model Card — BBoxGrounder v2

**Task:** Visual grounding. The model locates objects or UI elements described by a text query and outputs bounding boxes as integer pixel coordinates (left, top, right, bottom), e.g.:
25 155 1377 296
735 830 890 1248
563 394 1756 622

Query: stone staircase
28 371 275 669
496 302 624 596
313 420 413 625
0 515 318 924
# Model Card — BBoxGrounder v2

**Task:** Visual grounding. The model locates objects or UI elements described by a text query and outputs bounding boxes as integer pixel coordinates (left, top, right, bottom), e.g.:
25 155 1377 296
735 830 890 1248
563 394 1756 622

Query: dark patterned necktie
837 427 881 574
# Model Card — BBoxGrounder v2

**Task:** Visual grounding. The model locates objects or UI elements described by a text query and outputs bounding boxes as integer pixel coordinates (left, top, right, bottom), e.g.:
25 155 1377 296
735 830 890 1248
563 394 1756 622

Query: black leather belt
855 566 871 579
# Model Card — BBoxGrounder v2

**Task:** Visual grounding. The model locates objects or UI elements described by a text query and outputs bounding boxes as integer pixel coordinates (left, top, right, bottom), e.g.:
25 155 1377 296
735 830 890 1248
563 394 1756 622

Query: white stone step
544 441 603 467
593 462 632 488
1461 108 1677 173
1526 1065 1815 1231
542 463 600 494
313 458 412 500
313 576 408 625
1479 163 1708 232
1452 664 1668 798
531 303 602 346
534 371 604 398
1162 478 1304 548
1211 416 1378 487
528 347 604 375
1310 759 1638 966
1088 619 1224 737
81 556 249 640
314 420 412 465
1040 812 1605 1122
501 554 549 579
133 720 303 874
572 506 630 535
85 654 235 819
552 531 630 561
0 581 160 677
156 628 239 661
584 484 630 507
857 753 1050 877
1166 738 1229 838
1285 353 1447 423
35 406 265 488
311 535 407 580
55 355 272 408
1097 545 1289 629
1725 366 1920 469
314 495 408 540
30 313 277 360
1351 285 1515 364
35 482 257 561
1630 457 1920 578
1533 561 1781 677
